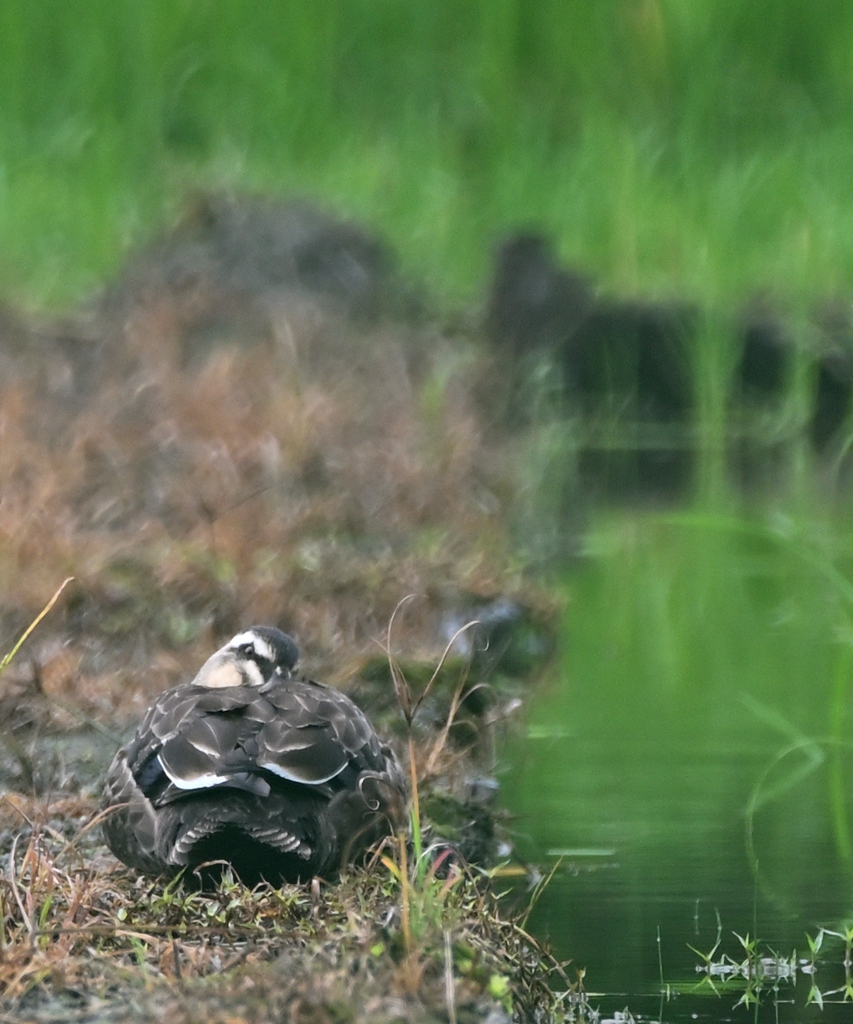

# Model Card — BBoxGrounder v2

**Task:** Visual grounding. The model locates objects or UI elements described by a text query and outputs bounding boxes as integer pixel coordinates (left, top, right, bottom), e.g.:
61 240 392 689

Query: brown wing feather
255 677 382 784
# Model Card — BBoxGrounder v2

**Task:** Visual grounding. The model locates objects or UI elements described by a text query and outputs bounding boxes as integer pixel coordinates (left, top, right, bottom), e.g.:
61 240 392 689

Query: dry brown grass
0 220 552 727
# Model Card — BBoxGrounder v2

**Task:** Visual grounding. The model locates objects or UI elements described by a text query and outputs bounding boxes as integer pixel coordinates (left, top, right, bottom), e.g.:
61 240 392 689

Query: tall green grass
2 1 853 308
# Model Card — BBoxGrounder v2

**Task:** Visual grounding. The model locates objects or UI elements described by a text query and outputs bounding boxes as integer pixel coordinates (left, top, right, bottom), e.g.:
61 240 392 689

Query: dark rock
483 229 853 498
811 300 853 451
485 233 595 355
484 230 697 501
812 352 853 450
101 193 418 332
442 597 554 679
485 231 695 422
736 301 791 403
564 298 696 422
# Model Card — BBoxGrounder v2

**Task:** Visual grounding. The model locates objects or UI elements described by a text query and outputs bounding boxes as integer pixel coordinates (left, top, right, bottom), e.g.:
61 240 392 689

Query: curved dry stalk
0 577 74 675
60 806 121 862
377 594 483 728
410 618 482 723
379 594 422 725
423 679 492 779
379 599 485 865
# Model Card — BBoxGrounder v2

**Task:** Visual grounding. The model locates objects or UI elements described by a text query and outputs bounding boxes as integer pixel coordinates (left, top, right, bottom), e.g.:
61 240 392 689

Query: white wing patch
259 760 346 785
163 763 230 790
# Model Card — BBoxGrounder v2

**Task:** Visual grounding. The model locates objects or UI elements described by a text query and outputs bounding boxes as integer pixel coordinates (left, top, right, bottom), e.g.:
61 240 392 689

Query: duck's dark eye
238 643 256 659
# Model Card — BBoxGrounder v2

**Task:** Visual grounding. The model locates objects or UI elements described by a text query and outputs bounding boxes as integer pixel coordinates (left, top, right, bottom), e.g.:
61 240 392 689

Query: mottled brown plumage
103 627 406 886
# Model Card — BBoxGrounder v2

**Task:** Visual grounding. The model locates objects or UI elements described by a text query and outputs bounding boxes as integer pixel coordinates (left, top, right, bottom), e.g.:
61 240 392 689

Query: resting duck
103 626 407 887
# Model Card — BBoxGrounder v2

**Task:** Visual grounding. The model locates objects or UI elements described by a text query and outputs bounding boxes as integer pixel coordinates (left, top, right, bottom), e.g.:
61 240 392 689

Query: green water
502 510 853 1022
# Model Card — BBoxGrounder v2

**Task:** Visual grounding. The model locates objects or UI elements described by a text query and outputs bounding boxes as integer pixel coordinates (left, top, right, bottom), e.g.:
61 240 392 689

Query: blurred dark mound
102 193 424 330
482 229 853 497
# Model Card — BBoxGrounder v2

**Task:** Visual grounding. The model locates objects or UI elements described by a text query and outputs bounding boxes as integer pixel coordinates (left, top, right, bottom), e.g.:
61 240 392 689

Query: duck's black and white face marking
194 626 299 689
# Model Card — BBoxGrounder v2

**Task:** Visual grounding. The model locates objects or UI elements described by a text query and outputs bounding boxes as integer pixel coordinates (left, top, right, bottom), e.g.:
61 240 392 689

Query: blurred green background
3 0 853 309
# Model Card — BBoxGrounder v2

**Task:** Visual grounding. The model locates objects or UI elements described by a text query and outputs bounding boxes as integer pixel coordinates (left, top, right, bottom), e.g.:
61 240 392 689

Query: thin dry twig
7 835 34 940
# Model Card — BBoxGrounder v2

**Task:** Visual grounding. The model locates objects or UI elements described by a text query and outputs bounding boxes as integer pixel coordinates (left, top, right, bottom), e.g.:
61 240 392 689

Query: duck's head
193 626 300 689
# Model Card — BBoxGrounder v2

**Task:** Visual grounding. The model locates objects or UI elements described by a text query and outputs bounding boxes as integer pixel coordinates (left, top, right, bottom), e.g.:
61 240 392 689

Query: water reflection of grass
503 503 853 1015
687 919 853 1014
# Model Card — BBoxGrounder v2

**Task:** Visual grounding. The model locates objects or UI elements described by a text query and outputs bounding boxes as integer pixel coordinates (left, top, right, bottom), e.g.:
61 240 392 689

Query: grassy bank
3 2 853 309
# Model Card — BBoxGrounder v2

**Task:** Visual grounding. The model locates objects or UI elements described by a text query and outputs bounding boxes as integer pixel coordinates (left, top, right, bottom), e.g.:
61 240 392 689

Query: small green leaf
489 973 512 1010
